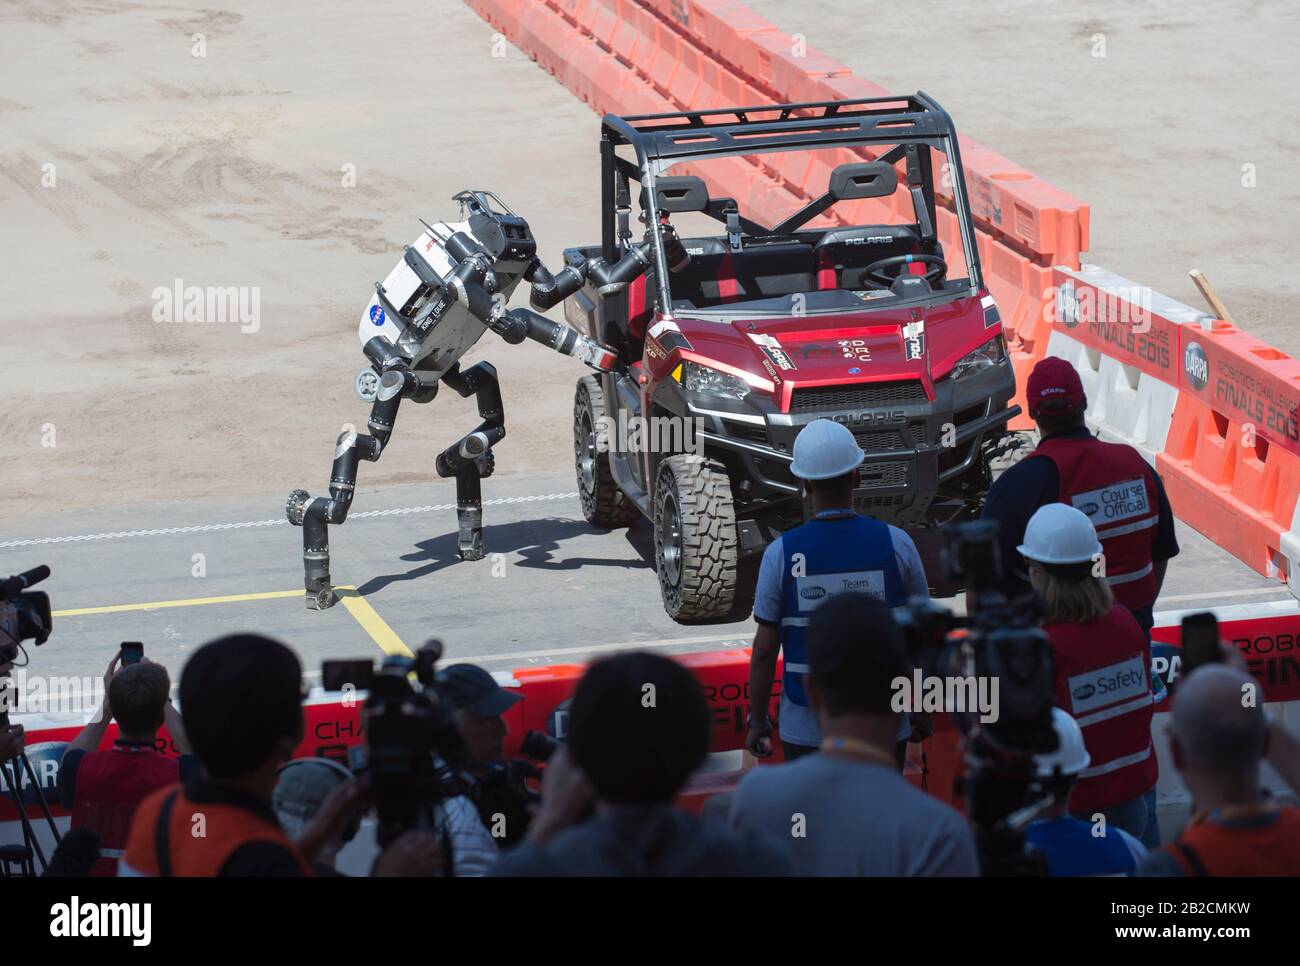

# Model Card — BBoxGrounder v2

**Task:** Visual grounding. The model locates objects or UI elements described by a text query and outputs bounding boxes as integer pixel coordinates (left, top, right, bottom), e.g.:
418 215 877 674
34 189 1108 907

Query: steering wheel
862 253 947 288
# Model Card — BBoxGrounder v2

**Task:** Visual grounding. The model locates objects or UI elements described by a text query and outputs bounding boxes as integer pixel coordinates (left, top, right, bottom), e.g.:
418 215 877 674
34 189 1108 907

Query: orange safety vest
123 783 311 877
1162 804 1300 876
1033 435 1161 611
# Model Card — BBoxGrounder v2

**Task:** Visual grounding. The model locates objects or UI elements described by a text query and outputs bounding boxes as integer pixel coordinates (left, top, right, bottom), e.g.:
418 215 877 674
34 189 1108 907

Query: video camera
894 522 1058 876
0 566 53 669
322 640 474 855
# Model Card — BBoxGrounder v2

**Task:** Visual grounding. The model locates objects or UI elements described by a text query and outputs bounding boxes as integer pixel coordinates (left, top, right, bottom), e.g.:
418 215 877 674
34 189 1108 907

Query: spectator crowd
3 357 1299 878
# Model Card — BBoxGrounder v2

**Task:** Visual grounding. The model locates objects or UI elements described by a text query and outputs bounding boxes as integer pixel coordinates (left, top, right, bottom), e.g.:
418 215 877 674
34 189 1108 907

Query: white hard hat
790 419 865 480
1017 503 1103 565
1034 707 1091 778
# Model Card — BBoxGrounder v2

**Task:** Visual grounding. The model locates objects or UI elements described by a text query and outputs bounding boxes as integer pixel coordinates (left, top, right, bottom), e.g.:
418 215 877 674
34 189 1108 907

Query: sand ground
1 0 1297 524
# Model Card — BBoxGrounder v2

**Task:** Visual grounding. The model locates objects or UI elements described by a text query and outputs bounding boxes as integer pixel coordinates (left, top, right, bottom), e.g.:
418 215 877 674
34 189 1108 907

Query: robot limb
434 361 504 561
286 365 421 610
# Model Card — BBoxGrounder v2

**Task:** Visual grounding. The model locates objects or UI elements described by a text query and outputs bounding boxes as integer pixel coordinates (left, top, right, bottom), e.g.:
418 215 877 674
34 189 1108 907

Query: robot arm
435 232 618 372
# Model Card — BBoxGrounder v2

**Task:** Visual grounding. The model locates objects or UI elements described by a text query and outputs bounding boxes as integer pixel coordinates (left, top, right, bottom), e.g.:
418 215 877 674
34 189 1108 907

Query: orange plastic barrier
464 0 1078 429
1158 319 1300 582
635 0 1089 267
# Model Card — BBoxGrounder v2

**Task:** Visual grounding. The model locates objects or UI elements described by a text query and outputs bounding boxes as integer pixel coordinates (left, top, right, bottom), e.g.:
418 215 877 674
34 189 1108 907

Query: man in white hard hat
1025 708 1148 876
745 419 929 764
1020 503 1158 842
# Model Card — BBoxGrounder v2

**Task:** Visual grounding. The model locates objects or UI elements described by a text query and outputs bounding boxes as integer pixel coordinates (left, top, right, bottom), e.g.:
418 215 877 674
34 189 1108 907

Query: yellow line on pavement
54 589 304 617
334 587 413 658
52 584 410 660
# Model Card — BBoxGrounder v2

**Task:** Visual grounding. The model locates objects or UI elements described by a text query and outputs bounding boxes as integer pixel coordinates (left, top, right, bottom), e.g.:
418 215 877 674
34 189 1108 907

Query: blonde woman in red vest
1018 503 1157 842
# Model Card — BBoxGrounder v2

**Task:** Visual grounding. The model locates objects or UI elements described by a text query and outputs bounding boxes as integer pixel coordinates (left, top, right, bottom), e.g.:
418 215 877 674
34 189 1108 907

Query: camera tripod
0 709 62 876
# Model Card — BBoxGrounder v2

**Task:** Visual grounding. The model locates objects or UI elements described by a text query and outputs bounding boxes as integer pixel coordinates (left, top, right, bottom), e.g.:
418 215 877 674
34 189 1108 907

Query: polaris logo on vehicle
843 235 895 245
831 410 905 426
748 332 796 371
1184 341 1210 392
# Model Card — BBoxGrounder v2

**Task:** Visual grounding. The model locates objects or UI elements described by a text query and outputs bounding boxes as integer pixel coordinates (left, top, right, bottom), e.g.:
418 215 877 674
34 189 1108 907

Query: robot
286 189 647 610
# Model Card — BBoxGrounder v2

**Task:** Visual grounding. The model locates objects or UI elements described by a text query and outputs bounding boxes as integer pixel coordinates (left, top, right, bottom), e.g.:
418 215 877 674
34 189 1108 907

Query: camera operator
122 634 439 877
1018 504 1157 842
57 653 193 876
0 723 23 759
1025 709 1148 875
1138 663 1300 875
729 594 978 875
0 660 22 760
435 663 520 763
491 652 789 876
424 663 519 873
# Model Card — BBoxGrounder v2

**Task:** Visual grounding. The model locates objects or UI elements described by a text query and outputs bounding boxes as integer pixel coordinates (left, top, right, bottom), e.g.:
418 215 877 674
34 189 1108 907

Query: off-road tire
653 454 739 622
986 429 1039 482
574 376 640 528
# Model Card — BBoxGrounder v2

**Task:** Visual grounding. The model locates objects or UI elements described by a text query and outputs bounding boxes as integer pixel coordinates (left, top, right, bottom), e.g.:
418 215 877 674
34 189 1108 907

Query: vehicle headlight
950 337 1006 380
679 361 750 400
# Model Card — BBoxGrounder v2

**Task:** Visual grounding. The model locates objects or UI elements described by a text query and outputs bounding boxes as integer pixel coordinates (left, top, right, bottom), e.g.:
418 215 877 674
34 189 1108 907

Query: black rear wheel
653 454 738 621
574 376 640 528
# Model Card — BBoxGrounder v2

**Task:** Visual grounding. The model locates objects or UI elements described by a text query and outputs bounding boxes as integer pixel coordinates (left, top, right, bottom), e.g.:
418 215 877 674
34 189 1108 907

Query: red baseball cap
1026 357 1086 418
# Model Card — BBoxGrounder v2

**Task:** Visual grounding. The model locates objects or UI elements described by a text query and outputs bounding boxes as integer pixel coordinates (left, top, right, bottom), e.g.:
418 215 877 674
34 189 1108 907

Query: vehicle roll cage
598 93 984 315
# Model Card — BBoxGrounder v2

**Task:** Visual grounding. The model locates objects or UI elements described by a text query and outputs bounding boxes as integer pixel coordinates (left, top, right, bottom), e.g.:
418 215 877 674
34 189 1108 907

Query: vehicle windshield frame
599 94 984 319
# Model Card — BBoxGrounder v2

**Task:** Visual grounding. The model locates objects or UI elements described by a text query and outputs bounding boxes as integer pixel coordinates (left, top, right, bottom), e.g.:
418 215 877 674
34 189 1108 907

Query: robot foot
457 529 485 561
306 583 336 610
456 503 485 561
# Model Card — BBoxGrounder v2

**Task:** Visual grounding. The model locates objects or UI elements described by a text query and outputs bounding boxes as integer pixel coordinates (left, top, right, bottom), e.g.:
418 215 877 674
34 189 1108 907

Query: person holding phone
58 647 194 875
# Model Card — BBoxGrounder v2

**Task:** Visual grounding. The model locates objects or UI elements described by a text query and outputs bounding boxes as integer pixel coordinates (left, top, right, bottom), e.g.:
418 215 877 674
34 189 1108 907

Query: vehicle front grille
790 381 928 412
857 461 908 488
853 493 907 511
853 430 905 453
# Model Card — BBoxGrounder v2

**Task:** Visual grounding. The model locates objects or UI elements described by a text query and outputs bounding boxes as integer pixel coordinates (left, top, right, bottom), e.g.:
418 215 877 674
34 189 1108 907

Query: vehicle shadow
353 516 653 597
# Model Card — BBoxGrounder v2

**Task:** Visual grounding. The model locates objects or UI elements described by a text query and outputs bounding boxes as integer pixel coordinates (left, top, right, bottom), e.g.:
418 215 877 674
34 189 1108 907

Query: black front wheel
653 454 738 622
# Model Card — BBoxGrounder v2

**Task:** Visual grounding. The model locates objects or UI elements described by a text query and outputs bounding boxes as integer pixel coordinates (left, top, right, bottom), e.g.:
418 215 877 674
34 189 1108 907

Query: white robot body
357 218 526 383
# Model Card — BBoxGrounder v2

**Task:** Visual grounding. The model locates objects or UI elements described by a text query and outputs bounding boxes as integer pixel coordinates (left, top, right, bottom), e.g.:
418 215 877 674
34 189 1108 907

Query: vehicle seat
814 225 932 289
675 238 815 306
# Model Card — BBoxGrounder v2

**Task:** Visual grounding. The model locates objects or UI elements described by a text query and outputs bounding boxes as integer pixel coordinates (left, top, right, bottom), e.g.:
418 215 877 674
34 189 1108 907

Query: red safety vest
1162 805 1300 876
1046 605 1157 812
1033 435 1161 611
71 743 180 877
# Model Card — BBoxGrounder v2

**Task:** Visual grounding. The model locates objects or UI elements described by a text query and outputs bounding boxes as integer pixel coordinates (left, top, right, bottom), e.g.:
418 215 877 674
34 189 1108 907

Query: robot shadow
353 516 653 597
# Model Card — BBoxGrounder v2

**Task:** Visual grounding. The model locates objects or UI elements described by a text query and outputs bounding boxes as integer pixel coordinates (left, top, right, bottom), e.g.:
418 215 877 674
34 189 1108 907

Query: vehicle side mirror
651 176 710 213
828 161 897 200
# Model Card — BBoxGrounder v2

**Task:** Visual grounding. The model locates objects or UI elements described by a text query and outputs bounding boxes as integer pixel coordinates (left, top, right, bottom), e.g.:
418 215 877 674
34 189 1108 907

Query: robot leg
287 368 416 609
435 362 505 561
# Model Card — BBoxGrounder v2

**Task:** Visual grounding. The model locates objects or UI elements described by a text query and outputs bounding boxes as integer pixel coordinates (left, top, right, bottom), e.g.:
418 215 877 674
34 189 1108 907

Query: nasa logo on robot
370 305 385 327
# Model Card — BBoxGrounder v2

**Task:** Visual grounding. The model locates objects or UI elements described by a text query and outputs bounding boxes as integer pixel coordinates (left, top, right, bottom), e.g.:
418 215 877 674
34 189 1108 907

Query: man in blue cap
745 418 930 765
435 663 522 764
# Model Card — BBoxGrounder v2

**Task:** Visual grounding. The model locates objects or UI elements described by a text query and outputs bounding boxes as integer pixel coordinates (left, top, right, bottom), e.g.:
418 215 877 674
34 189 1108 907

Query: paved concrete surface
0 469 1286 690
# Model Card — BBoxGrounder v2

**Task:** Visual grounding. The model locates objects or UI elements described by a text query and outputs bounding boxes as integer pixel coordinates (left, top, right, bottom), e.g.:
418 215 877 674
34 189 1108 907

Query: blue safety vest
777 511 905 707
